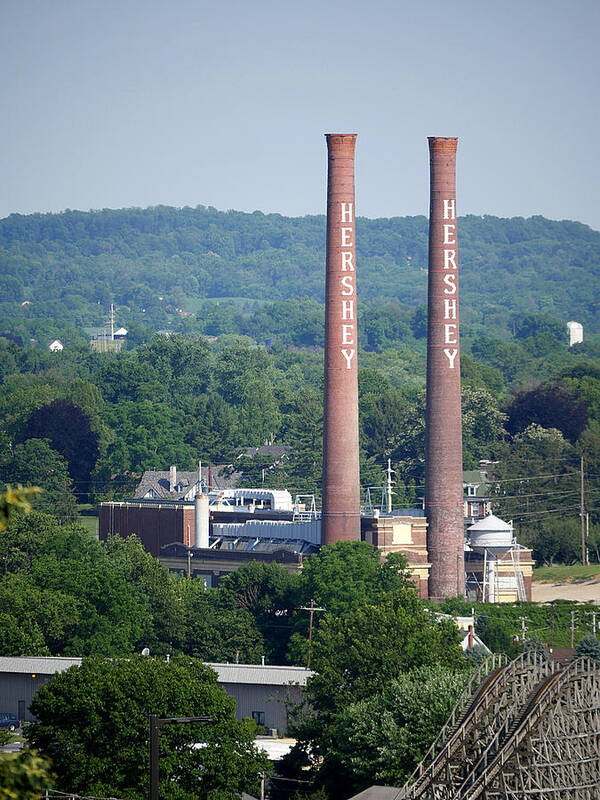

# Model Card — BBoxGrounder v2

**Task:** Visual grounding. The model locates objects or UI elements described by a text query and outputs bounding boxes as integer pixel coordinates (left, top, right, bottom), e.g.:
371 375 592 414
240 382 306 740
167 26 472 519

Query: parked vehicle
0 713 19 731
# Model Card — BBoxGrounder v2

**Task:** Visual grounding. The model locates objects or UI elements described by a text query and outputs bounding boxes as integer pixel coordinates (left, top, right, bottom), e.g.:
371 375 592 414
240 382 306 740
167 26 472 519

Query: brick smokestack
425 137 465 598
322 134 361 544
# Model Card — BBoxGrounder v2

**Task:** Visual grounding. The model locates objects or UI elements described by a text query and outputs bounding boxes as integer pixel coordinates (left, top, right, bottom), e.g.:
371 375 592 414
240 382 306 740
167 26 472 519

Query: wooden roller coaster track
395 652 600 800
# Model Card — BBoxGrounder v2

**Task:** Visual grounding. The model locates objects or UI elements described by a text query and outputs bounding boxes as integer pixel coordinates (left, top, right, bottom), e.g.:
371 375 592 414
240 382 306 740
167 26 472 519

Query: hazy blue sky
2 0 599 228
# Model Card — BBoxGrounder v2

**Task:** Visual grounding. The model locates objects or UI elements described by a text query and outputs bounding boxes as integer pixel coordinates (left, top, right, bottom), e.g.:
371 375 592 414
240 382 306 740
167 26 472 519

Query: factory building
99 493 432 590
98 135 537 603
0 657 310 733
99 481 531 600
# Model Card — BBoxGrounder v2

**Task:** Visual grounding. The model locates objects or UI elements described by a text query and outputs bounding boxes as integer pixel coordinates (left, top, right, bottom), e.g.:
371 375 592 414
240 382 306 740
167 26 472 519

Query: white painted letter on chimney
444 348 458 368
341 227 353 247
342 300 354 320
443 224 456 245
444 298 457 319
341 348 355 369
341 252 354 271
444 324 457 345
341 202 353 223
341 275 354 295
443 273 457 294
443 249 457 269
443 199 456 220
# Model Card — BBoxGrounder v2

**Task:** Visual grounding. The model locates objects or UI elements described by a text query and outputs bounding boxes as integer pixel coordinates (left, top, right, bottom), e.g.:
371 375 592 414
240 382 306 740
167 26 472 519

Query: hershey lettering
441 197 458 369
339 202 356 368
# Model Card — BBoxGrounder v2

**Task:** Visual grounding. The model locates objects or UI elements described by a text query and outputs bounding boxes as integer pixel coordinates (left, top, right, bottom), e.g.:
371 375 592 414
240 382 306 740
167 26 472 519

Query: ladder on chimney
511 546 527 602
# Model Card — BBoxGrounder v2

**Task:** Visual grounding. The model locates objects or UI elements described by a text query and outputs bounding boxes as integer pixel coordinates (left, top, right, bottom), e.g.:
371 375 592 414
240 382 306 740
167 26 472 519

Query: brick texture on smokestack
322 134 361 544
425 137 465 599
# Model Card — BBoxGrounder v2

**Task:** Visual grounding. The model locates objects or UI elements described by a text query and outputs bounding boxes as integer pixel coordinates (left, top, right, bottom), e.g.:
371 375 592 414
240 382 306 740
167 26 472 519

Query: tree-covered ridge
1 205 599 330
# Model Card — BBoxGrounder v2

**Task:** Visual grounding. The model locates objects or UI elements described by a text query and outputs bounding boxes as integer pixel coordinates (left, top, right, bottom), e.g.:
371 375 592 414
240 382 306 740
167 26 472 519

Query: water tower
467 514 514 602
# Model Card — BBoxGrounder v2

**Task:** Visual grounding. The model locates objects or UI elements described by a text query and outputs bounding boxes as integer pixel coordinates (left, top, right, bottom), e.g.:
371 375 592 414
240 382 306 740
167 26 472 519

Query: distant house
48 339 64 352
114 327 128 339
134 464 240 501
463 469 492 525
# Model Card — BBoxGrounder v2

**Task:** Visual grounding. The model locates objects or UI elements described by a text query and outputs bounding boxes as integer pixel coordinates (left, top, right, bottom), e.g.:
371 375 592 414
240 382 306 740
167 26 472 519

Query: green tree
0 514 177 656
0 485 41 533
1 439 78 523
238 379 281 446
285 392 323 495
102 534 187 654
182 581 266 663
306 592 463 718
461 385 507 468
20 398 101 492
299 541 411 616
217 561 301 663
321 666 471 798
505 383 589 443
27 655 270 800
290 591 464 798
576 635 600 662
0 749 52 800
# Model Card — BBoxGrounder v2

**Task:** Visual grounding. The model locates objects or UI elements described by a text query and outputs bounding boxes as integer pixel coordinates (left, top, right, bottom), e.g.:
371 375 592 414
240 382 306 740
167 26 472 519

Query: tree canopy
26 655 270 800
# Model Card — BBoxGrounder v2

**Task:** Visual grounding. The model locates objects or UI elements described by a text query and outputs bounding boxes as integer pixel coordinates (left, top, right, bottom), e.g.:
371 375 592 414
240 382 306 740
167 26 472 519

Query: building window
467 485 477 497
252 711 265 727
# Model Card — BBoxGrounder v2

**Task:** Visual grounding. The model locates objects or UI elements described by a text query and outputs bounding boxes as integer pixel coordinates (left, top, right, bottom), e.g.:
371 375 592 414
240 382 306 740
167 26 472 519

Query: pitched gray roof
0 657 312 686
206 663 313 686
134 465 240 500
0 656 82 674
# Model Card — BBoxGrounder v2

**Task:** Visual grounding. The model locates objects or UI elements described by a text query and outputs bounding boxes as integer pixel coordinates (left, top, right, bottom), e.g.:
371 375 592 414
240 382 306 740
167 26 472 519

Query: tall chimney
321 134 361 545
425 137 465 599
169 465 177 493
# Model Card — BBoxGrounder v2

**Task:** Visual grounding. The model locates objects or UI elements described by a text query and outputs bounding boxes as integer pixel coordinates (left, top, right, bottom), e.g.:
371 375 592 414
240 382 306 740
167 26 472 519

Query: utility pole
299 600 325 669
519 616 527 643
571 609 576 649
581 455 587 565
593 612 597 638
586 512 590 566
551 605 555 648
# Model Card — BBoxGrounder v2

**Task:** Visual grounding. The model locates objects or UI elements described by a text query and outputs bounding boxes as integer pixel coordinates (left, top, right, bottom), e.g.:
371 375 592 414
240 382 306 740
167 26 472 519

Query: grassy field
77 504 98 539
532 564 600 583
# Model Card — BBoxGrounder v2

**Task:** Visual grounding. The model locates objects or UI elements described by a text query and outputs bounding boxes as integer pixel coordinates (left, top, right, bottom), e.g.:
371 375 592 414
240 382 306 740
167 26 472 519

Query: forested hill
1 205 599 330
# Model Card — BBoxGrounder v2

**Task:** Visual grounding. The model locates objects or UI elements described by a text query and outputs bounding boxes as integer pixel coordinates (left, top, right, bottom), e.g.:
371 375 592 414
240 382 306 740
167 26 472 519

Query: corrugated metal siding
219 683 305 733
212 519 321 546
0 674 55 721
